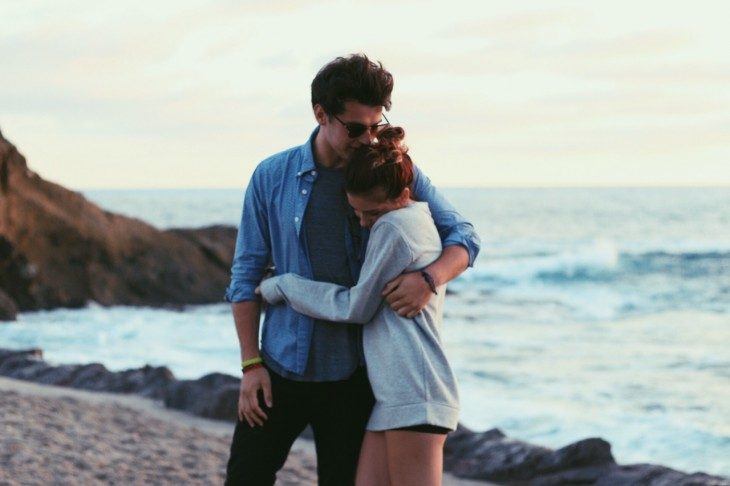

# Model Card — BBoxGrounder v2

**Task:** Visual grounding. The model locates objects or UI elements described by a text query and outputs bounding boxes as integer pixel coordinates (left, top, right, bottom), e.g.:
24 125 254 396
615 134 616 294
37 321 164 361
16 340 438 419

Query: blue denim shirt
225 128 481 375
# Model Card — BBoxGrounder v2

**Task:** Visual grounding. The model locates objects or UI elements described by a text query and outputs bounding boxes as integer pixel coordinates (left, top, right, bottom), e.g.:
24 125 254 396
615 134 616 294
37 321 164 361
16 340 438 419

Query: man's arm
384 167 480 317
383 246 468 317
226 166 274 427
232 301 272 427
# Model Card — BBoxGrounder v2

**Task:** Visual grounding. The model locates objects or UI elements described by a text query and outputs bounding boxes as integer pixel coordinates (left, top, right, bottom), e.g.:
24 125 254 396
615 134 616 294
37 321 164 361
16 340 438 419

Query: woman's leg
384 430 446 486
355 431 390 486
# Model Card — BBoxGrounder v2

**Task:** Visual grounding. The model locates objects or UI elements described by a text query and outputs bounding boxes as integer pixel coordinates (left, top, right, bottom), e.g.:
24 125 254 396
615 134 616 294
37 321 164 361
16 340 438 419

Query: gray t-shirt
265 163 362 382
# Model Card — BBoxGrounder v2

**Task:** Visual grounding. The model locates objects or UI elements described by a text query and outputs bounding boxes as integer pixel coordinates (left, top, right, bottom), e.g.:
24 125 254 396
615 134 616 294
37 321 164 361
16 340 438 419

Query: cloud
581 64 730 86
555 30 694 60
2 1 729 188
438 8 585 40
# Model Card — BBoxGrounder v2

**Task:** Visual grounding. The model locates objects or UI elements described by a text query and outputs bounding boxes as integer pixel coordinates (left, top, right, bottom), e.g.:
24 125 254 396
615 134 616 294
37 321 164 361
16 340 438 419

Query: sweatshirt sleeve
260 220 413 324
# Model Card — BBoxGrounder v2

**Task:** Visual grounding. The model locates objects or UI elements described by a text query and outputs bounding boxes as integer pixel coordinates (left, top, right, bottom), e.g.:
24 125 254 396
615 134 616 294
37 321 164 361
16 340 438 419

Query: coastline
1 348 728 485
0 376 486 485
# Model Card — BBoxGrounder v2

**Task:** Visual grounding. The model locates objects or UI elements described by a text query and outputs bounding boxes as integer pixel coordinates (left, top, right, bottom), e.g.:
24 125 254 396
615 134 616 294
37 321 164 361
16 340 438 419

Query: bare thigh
384 430 446 486
355 431 390 486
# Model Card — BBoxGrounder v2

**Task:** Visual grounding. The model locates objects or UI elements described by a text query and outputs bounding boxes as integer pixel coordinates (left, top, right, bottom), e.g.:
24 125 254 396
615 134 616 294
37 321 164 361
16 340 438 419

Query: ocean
2 187 729 476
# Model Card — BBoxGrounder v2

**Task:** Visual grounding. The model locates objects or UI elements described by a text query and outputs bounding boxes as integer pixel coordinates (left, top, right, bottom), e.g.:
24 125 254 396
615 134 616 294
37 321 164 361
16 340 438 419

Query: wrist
242 362 264 374
241 356 265 373
241 348 261 361
420 270 438 295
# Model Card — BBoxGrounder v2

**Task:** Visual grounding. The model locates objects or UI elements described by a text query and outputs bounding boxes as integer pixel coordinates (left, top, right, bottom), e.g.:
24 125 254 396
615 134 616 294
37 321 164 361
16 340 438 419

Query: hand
382 271 432 318
238 366 273 427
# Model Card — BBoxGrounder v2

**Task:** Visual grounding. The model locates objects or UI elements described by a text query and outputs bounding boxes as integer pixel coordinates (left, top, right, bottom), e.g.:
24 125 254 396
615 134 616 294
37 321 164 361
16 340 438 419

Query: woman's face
347 187 410 229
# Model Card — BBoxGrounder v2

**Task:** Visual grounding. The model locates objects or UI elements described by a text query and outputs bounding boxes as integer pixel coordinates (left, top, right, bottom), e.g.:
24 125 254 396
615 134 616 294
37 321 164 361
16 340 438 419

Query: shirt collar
297 127 319 177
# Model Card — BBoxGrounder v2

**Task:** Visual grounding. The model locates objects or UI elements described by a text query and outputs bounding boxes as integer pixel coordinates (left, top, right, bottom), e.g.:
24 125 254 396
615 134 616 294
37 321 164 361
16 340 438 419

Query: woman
258 127 459 486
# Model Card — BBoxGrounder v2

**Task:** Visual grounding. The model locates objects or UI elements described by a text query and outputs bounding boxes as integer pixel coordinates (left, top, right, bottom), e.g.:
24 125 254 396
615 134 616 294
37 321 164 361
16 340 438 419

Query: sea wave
460 239 730 284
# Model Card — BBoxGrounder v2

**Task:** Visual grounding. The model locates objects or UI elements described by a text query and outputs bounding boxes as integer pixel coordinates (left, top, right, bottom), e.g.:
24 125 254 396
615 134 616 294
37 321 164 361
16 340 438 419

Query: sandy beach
0 376 486 485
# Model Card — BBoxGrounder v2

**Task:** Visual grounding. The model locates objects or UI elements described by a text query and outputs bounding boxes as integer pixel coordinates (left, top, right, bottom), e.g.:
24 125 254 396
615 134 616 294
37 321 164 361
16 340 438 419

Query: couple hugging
224 53 480 486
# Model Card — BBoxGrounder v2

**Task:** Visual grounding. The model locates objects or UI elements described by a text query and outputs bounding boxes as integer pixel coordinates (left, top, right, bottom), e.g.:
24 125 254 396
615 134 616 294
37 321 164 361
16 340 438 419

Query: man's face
316 101 385 163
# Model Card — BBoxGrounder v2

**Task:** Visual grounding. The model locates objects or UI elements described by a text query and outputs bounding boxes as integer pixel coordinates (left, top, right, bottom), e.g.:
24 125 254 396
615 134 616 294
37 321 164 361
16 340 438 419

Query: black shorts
394 424 451 435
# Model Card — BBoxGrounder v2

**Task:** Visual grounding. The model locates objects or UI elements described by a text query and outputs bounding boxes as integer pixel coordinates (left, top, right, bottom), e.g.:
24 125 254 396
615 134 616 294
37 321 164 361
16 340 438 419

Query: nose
358 215 372 228
357 128 376 146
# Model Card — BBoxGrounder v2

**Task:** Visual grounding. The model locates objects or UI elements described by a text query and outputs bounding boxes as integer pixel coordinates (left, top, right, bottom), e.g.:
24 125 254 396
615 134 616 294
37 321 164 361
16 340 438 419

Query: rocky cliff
0 129 236 320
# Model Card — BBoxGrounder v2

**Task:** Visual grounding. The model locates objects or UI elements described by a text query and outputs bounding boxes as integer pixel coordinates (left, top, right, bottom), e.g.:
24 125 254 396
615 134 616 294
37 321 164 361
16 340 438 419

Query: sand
0 377 486 485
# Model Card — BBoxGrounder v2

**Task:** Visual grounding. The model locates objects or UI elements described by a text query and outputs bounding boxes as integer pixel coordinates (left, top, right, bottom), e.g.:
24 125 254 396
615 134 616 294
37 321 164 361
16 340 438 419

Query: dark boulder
448 436 554 481
0 348 175 399
442 418 728 485
164 372 240 421
595 464 730 486
537 437 615 472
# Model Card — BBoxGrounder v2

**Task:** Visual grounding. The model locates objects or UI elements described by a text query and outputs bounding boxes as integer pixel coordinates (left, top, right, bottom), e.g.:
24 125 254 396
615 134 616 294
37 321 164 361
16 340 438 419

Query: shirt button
294 216 300 223
311 171 317 176
301 189 308 195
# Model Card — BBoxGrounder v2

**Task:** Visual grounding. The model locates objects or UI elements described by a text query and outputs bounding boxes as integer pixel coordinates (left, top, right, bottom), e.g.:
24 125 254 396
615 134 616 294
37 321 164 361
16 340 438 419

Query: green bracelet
241 356 264 369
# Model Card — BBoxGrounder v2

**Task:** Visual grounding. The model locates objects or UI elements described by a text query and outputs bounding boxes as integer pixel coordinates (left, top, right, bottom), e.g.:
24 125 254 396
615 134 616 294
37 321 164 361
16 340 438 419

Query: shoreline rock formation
1 348 727 485
0 129 236 320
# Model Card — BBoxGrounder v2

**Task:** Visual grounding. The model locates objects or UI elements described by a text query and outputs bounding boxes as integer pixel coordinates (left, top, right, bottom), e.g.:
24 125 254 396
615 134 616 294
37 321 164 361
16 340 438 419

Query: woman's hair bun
373 126 407 165
345 125 414 200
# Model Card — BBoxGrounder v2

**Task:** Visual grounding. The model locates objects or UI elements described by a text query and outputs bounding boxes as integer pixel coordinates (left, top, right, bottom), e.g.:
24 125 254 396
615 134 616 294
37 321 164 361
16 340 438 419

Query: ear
399 186 411 203
313 104 328 126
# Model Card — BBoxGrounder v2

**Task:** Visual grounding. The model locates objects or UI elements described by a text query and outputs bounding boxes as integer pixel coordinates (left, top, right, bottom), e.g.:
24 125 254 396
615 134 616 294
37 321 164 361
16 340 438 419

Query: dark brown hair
345 126 413 200
311 53 394 115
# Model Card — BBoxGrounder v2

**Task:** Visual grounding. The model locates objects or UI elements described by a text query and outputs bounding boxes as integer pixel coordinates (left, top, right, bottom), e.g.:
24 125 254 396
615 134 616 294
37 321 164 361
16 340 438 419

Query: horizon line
77 184 730 191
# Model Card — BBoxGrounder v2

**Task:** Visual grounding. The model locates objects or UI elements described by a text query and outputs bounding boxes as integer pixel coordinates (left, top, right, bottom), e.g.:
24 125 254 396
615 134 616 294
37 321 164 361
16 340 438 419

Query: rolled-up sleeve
224 167 271 302
411 166 481 266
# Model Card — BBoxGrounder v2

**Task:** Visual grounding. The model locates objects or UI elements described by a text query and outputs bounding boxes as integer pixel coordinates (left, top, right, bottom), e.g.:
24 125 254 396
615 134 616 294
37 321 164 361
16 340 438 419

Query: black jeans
225 366 375 486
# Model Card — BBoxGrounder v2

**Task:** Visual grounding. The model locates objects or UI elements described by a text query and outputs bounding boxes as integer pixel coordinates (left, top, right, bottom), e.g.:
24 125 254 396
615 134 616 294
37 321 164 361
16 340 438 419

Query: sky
1 0 729 189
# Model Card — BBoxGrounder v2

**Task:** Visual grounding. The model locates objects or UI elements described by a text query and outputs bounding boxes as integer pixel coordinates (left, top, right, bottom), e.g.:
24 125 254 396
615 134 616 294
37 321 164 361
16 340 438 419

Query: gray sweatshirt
260 202 459 431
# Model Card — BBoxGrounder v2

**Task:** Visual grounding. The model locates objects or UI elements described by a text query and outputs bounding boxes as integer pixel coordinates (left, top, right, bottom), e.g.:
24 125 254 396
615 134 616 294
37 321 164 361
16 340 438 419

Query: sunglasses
332 113 390 138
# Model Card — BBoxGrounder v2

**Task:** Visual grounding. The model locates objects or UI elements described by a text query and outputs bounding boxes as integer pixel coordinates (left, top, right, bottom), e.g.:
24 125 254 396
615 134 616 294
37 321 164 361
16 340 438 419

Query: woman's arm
260 220 413 324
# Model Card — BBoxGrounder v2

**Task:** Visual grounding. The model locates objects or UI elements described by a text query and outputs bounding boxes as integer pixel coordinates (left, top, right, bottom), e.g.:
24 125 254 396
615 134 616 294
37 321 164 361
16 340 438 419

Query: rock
448 436 554 481
0 288 17 320
0 347 43 362
168 226 237 272
164 372 240 421
0 349 48 380
0 129 237 313
441 414 729 485
0 236 34 317
595 464 730 486
445 424 506 465
0 350 175 399
529 464 616 485
536 437 615 472
114 365 177 399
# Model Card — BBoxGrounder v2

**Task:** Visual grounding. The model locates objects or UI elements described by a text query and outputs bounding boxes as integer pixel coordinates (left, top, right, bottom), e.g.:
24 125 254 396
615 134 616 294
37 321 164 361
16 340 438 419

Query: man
225 54 480 485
